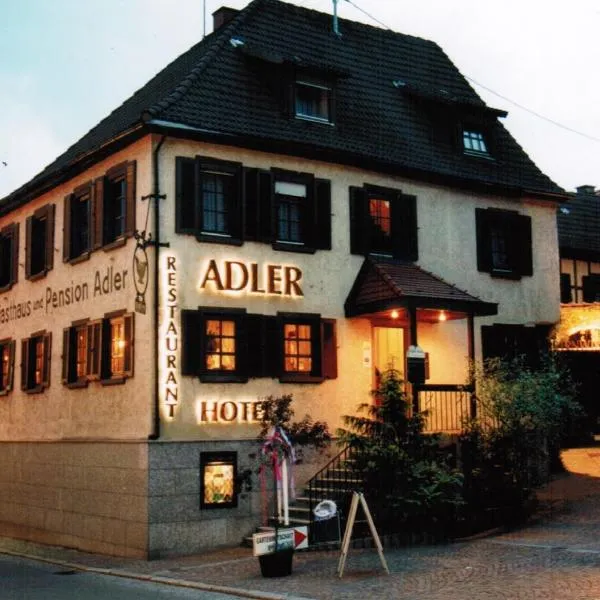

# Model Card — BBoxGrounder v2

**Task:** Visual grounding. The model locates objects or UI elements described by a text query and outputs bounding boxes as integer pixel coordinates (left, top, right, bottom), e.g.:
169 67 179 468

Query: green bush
459 355 582 527
337 368 463 534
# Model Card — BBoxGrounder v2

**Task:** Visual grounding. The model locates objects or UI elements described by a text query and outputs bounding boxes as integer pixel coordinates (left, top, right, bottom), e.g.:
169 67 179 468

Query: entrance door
373 326 405 389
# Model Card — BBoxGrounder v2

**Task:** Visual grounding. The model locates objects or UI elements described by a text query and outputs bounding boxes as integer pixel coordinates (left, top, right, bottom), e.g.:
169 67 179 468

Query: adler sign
199 260 303 297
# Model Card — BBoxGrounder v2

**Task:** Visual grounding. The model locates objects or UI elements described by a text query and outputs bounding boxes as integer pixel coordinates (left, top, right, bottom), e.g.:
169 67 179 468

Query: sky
1 0 599 199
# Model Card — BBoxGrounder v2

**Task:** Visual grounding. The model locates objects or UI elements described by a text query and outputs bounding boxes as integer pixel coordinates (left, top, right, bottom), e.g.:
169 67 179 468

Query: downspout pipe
149 135 167 440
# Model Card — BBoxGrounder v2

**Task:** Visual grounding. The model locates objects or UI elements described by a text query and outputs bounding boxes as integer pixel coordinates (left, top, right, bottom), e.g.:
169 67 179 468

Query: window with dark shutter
25 204 55 280
560 273 573 304
93 161 136 249
181 309 337 383
270 169 331 253
181 308 247 383
481 323 549 368
349 185 418 260
0 223 19 291
64 183 92 262
21 330 51 393
100 311 134 384
0 338 15 395
175 156 243 244
582 275 600 303
475 208 533 279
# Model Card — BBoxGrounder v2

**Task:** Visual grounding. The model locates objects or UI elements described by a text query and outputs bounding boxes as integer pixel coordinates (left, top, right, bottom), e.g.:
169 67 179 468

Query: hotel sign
199 260 303 297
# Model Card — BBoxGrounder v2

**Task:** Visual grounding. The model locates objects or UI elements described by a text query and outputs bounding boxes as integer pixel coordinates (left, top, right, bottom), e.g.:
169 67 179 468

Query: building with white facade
0 0 566 558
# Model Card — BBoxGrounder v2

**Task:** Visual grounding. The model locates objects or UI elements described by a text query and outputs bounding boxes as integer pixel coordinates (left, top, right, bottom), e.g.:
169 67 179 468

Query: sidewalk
3 447 600 600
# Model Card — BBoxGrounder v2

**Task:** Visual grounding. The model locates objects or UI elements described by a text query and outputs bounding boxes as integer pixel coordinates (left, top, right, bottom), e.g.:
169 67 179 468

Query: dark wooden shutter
258 170 274 243
41 332 52 388
63 194 72 261
123 313 134 377
124 161 136 237
230 163 243 240
25 216 33 279
349 186 368 255
100 319 111 379
314 179 332 250
392 193 418 261
87 321 101 379
560 273 572 303
45 204 55 271
475 208 492 273
515 214 533 276
181 310 202 376
10 223 19 285
264 316 281 378
21 339 29 391
245 314 266 377
93 176 105 249
175 157 197 234
321 319 337 379
244 168 260 241
6 340 15 392
62 327 71 384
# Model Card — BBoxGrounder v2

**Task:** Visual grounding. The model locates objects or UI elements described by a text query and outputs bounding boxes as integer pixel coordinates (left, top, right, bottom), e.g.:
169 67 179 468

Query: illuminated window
0 223 19 291
205 319 236 371
350 185 418 260
368 198 392 253
295 80 332 123
25 204 55 280
284 323 313 373
463 129 488 155
21 331 51 393
0 339 15 395
62 313 133 387
201 452 238 509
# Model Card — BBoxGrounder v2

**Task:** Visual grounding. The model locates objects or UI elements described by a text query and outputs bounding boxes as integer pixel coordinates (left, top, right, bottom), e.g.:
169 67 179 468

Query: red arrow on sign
294 528 307 548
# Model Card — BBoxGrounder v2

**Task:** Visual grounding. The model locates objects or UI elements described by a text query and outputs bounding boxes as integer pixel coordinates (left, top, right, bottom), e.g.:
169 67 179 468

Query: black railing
306 445 363 543
414 384 475 433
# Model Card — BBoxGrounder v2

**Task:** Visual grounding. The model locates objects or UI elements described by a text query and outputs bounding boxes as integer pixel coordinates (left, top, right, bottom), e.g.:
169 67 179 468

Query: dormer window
463 129 488 155
295 80 332 123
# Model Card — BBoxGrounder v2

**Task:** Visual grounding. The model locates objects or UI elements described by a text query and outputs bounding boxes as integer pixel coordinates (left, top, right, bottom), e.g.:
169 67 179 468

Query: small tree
338 368 463 534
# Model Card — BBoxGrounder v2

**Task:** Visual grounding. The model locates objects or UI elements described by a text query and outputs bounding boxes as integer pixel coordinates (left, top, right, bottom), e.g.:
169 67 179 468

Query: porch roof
344 256 498 318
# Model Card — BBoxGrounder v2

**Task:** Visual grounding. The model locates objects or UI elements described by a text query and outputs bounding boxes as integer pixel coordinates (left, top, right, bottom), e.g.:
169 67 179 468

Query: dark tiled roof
2 0 565 210
345 256 498 317
558 186 600 260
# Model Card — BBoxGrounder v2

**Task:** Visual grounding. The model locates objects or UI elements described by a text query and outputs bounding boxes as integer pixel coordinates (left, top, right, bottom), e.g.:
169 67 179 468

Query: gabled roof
2 0 565 213
345 256 498 317
558 186 600 261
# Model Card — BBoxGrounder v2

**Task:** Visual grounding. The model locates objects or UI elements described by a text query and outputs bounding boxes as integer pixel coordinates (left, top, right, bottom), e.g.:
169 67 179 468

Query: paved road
0 554 246 600
2 447 600 600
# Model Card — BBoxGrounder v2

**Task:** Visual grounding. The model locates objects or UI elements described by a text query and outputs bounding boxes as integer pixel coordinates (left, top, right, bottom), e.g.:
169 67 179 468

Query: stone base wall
0 442 149 558
0 439 336 559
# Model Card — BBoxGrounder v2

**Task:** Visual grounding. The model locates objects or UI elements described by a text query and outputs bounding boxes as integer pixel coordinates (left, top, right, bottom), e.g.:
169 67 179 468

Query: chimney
576 185 596 196
213 6 239 31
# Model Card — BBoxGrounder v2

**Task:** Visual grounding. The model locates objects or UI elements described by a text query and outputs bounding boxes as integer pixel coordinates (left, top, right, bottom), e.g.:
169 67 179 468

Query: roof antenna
202 0 206 39
332 0 342 38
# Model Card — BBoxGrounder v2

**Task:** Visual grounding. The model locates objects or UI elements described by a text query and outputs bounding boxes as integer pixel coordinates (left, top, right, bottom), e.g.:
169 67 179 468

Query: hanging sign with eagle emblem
133 242 149 314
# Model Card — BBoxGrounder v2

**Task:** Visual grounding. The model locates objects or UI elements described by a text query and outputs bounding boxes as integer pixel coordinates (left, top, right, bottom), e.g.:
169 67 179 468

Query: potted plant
255 394 331 577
